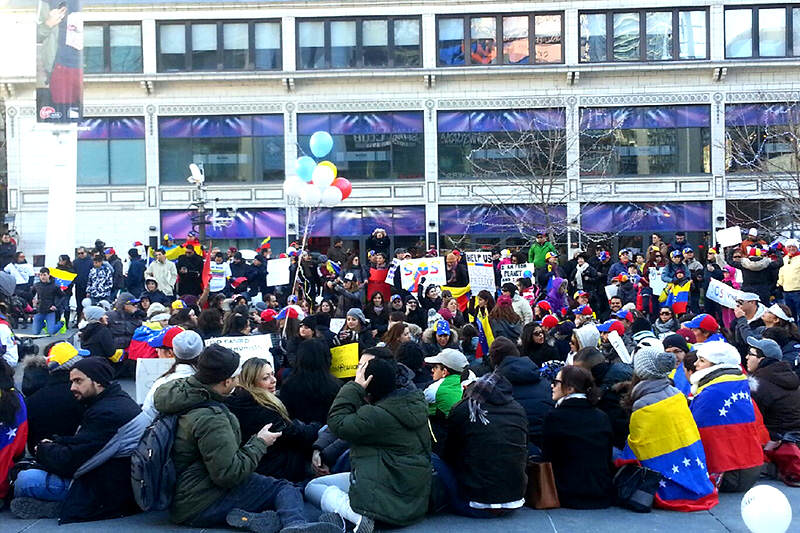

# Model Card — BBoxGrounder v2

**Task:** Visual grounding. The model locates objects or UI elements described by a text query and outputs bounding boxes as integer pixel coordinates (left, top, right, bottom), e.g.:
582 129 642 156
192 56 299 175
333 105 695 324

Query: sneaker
317 512 346 531
57 321 67 334
353 516 375 533
280 521 345 533
10 497 61 519
226 509 281 533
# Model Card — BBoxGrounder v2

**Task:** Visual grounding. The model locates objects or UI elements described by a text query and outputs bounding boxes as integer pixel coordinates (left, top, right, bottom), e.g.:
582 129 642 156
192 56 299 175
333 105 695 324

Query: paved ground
9 329 799 532
0 481 797 533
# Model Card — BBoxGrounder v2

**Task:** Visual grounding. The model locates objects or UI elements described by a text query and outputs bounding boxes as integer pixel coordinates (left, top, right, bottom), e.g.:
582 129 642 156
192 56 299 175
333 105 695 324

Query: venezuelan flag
127 321 166 360
661 280 691 315
442 284 471 312
690 373 767 474
326 260 341 277
474 308 494 360
50 267 77 291
617 390 718 511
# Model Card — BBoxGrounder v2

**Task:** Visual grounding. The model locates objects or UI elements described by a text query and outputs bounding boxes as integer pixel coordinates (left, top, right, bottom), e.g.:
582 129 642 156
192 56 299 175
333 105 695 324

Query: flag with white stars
690 372 767 474
0 391 28 499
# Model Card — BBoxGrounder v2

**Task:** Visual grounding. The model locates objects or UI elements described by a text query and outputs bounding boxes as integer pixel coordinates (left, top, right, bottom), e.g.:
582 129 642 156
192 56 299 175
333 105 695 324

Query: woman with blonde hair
225 357 321 482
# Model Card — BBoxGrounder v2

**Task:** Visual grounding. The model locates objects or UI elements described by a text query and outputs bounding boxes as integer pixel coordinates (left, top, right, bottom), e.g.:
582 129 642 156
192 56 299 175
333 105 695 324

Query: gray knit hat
172 330 204 361
84 306 106 323
346 307 369 326
633 346 676 380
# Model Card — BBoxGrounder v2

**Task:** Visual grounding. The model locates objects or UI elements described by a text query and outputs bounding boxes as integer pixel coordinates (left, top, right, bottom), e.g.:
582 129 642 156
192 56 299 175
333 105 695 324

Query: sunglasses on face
660 311 672 316
533 330 544 336
551 379 562 387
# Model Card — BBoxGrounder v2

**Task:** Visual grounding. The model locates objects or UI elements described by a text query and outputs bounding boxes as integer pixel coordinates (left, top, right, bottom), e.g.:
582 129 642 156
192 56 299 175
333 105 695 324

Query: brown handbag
524 461 561 509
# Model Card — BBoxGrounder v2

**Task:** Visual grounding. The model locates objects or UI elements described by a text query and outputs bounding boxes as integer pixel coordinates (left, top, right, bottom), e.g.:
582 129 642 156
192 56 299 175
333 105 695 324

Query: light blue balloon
295 156 316 182
309 131 334 158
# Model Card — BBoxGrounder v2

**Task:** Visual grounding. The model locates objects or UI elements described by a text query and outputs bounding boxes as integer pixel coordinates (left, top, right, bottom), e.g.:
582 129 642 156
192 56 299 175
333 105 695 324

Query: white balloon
301 184 321 206
312 164 335 189
283 178 304 198
321 186 343 207
741 485 792 533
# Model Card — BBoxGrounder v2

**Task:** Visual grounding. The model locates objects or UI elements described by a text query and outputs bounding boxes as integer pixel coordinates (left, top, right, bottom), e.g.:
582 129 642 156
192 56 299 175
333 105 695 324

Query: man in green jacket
305 358 431 532
528 233 557 269
153 345 339 533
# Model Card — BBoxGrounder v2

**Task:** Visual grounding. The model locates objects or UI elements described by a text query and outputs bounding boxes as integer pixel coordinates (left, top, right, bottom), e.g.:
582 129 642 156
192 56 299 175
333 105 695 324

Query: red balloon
332 177 352 200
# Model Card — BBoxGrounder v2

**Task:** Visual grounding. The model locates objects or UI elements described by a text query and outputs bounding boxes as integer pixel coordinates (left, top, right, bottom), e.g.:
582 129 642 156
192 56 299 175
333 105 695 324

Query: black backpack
130 401 220 511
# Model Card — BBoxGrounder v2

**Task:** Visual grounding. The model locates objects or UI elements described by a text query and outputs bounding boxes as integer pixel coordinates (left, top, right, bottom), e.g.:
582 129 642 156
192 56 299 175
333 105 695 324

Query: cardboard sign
499 263 537 286
648 267 667 297
329 318 346 334
716 226 743 249
207 335 273 372
466 252 495 293
608 330 631 364
266 258 291 286
604 284 619 300
330 343 359 378
135 358 175 404
400 257 446 292
706 278 743 309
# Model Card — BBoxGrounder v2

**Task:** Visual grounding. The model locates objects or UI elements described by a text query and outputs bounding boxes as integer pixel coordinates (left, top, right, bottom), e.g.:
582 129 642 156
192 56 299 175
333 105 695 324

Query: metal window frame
84 22 144 74
435 12 565 67
295 16 422 70
723 5 796 59
77 116 147 187
578 7 710 63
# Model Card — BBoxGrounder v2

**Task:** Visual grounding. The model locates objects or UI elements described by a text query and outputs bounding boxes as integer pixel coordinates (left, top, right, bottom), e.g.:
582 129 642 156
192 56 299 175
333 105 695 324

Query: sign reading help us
466 252 496 293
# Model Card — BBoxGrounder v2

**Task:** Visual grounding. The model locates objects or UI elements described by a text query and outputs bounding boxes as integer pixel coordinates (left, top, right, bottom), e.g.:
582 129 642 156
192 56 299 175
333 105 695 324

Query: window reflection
470 17 497 64
613 12 640 61
580 13 607 62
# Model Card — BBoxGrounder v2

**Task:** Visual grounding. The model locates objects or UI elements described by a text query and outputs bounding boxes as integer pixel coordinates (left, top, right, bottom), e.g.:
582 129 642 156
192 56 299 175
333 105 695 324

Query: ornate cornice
296 100 422 112
438 96 566 109
726 91 800 103
580 93 710 106
84 104 145 116
158 102 284 115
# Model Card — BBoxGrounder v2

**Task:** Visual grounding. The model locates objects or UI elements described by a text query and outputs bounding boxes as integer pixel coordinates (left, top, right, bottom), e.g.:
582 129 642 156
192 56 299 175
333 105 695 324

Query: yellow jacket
778 254 800 291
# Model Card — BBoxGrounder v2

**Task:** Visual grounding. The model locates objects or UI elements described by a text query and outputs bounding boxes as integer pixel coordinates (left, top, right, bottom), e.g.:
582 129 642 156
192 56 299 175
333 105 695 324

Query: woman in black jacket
542 365 614 509
279 339 343 424
225 358 320 482
520 322 558 366
364 291 390 334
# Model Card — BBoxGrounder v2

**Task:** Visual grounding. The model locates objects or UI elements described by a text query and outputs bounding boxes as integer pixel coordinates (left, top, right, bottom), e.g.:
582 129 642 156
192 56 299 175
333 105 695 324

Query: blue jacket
126 258 146 297
607 261 630 283
74 256 93 289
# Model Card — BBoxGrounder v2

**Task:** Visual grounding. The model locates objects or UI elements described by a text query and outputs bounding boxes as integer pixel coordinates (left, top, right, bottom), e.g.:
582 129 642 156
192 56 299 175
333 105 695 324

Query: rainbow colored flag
50 267 77 291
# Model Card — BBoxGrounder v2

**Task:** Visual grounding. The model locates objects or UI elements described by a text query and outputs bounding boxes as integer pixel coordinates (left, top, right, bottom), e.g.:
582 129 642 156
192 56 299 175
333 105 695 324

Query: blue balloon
309 131 334 158
295 156 316 182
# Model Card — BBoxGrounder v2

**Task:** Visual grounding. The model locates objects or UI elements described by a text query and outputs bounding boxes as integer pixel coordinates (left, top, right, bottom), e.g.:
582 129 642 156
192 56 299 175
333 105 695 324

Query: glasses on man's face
551 379 562 387
533 330 544 336
748 350 760 357
660 311 671 316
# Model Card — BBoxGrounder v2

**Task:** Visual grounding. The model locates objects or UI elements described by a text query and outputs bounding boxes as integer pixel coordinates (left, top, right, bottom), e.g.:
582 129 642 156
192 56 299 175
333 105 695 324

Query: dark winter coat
246 262 268 298
522 341 559 367
107 308 142 350
73 255 93 290
108 255 125 291
139 288 171 306
590 362 633 449
176 253 204 296
495 355 554 448
733 256 781 304
79 322 116 359
33 279 61 314
0 241 17 269
421 327 459 357
365 235 391 258
125 258 147 297
328 382 431 526
24 369 85 450
225 387 319 482
749 358 800 438
542 396 614 509
490 319 522 344
35 382 141 523
444 374 528 505
279 367 342 425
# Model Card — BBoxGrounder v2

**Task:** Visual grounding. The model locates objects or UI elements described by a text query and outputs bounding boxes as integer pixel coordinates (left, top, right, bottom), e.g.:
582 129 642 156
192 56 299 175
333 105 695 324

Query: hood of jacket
153 375 224 414
753 358 800 391
741 256 771 271
396 362 418 391
574 324 600 350
376 388 429 429
497 355 541 385
422 326 458 345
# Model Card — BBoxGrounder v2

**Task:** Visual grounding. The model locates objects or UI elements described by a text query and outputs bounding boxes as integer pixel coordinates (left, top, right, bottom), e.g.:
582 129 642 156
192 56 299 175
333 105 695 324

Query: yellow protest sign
330 343 359 379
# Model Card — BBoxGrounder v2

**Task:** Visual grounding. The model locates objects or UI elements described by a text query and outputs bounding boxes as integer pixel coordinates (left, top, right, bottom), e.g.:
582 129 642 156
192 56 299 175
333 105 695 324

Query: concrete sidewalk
0 480 797 533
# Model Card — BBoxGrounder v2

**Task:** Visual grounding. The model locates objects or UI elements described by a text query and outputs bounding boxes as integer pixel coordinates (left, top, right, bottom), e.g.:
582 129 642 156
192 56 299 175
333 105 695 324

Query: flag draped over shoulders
617 386 718 512
473 307 494 360
0 392 27 499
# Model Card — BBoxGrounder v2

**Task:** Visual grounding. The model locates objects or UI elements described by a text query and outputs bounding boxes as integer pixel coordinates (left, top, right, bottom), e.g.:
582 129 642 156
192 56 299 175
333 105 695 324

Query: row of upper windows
83 5 800 73
76 104 797 186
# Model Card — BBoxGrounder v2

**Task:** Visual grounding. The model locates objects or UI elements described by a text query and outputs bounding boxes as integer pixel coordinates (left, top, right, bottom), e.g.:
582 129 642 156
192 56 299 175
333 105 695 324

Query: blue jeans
430 454 504 518
32 312 57 335
14 469 70 501
784 291 800 324
189 473 306 528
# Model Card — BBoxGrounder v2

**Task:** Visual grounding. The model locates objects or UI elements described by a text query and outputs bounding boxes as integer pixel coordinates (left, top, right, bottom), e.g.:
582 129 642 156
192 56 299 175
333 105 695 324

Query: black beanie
365 358 397 402
630 317 652 334
195 345 240 384
662 333 689 353
73 356 114 387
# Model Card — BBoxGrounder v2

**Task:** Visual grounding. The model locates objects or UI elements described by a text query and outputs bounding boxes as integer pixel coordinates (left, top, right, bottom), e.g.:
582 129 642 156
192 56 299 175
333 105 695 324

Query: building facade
1 0 799 262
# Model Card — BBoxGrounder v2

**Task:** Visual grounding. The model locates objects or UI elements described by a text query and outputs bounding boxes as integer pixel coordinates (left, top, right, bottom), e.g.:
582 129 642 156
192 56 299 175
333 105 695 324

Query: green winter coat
528 241 557 269
153 376 268 524
327 381 432 526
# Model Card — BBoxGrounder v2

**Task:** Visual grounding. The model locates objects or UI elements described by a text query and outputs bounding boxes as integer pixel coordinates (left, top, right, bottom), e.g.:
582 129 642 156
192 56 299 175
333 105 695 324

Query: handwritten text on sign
207 335 274 372
466 252 495 293
500 263 537 286
705 278 744 309
330 343 359 379
400 257 447 292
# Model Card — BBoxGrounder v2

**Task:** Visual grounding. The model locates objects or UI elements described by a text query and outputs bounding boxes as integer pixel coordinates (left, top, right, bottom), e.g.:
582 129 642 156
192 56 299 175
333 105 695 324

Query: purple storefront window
438 109 566 133
298 207 425 237
298 112 424 136
580 105 710 130
161 209 286 239
439 204 567 235
725 103 798 127
78 118 108 140
109 118 145 139
159 115 282 138
580 202 711 233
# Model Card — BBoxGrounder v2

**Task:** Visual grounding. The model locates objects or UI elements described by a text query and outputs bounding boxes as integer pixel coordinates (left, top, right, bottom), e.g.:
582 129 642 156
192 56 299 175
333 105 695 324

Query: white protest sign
648 267 666 297
604 284 618 300
329 318 345 334
716 226 742 249
500 263 537 286
266 257 291 286
608 330 631 364
135 358 175 404
466 252 495 293
207 335 274 372
399 257 446 292
706 278 743 309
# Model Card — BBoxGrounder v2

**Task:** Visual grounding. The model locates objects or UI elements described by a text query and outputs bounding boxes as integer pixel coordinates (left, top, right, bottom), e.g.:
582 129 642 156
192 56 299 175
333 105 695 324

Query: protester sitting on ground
140 278 170 306
490 336 554 454
141 330 203 414
543 365 614 509
566 323 600 365
617 346 718 511
685 313 725 344
421 319 459 356
279 339 342 425
334 308 376 354
305 357 431 532
23 343 86 450
653 307 680 336
153 345 339 533
0 358 26 505
382 322 411 355
746 336 800 439
423 347 469 419
572 347 632 450
439 371 528 517
662 333 692 396
78 306 115 359
12 357 141 523
225 358 320 483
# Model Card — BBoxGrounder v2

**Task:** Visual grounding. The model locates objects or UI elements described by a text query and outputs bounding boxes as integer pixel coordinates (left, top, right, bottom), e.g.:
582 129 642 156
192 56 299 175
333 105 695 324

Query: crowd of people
0 227 799 532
